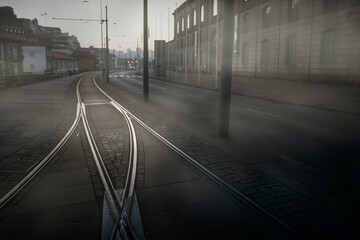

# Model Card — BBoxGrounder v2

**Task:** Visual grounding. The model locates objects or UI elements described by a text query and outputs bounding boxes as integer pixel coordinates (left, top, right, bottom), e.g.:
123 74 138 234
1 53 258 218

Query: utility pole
100 0 104 76
143 0 149 102
219 0 234 138
106 5 109 83
160 12 162 77
168 7 170 72
215 2 219 89
185 1 188 84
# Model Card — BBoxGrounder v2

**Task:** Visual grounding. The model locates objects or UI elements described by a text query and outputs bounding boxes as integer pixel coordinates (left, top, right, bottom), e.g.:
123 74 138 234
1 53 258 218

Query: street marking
150 84 167 90
85 102 110 106
186 93 202 99
245 108 282 118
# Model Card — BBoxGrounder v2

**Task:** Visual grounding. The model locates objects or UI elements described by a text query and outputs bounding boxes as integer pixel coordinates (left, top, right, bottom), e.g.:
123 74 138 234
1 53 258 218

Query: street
110 71 360 184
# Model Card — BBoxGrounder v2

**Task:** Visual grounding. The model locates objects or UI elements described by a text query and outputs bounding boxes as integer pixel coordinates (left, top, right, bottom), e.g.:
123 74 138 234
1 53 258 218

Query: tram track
94 74 305 239
0 74 141 240
0 72 305 239
78 75 140 239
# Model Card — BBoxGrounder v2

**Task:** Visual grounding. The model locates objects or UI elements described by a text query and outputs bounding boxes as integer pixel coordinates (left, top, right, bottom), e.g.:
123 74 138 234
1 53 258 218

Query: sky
0 0 185 51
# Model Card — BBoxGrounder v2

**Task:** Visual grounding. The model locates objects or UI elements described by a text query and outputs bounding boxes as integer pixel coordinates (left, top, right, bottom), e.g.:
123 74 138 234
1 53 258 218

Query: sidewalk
159 72 360 115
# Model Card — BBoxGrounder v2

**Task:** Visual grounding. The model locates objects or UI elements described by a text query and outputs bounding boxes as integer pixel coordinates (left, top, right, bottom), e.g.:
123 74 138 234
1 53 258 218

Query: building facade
22 43 51 73
169 0 360 84
0 7 26 76
51 51 77 73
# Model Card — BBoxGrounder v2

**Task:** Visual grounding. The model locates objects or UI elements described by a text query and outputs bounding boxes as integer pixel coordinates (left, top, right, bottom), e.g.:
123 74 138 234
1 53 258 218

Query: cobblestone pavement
0 123 80 219
96 75 359 239
0 76 80 200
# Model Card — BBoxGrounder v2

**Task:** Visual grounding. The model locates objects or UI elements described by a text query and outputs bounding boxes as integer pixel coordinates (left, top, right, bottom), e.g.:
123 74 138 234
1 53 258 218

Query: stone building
0 6 26 76
168 0 360 84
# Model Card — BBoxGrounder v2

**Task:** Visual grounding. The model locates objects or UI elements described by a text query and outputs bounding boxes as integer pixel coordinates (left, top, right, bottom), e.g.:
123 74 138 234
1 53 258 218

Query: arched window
288 0 300 22
243 13 249 33
187 14 190 29
201 5 205 22
242 43 249 65
213 0 218 16
177 21 180 34
182 17 184 31
193 10 197 26
286 35 297 65
261 39 269 65
320 29 336 63
262 6 271 29
234 14 238 53
323 0 339 14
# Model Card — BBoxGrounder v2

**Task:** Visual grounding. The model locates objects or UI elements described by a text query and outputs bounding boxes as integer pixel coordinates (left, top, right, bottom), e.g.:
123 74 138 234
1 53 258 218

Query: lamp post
106 5 109 83
143 0 149 102
100 0 104 76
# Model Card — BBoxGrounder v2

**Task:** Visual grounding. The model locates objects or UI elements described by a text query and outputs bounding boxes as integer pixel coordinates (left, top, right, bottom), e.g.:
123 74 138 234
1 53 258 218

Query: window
261 39 269 65
177 21 180 34
194 31 198 57
187 14 190 29
201 5 205 22
182 17 184 31
323 0 339 14
194 10 197 26
243 13 249 33
234 14 238 53
213 0 218 16
29 51 34 57
30 64 35 70
320 29 336 63
286 35 297 65
242 43 249 65
262 6 271 29
288 0 300 22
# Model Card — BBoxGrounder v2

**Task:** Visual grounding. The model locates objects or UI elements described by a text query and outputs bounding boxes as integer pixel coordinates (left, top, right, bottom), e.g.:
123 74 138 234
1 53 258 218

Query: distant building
164 40 174 71
51 51 77 73
154 40 166 76
79 46 103 70
73 50 96 71
22 42 51 73
0 7 26 76
162 0 360 84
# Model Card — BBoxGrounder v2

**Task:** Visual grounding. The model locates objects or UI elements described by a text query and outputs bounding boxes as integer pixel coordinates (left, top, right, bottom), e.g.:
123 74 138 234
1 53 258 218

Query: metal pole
106 5 109 83
215 3 219 89
101 0 104 76
160 12 163 77
185 0 188 84
143 0 149 102
197 1 200 87
219 0 234 138
175 3 177 82
168 7 170 72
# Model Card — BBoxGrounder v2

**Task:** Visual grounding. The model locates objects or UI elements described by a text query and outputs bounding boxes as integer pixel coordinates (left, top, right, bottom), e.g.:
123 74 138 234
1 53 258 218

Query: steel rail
0 75 87 210
93 76 305 239
77 76 127 240
92 77 139 239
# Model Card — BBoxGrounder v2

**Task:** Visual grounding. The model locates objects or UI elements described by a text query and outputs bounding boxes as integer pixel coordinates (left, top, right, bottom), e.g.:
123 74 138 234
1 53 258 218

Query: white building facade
22 44 48 73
